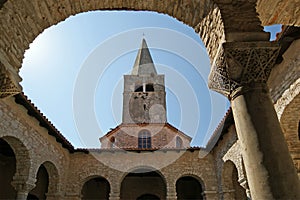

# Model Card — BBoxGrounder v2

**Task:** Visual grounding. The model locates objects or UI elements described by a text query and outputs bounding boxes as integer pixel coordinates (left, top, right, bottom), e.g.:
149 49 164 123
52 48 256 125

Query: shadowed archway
81 176 110 200
0 138 17 199
121 169 166 200
222 160 247 200
176 176 204 200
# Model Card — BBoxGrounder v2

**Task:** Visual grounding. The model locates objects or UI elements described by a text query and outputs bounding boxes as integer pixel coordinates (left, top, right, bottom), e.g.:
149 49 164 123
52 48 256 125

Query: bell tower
122 38 167 124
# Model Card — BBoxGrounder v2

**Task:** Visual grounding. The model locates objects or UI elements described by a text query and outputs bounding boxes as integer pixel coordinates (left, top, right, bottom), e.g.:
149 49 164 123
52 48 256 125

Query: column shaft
231 86 300 199
208 41 300 199
16 192 28 200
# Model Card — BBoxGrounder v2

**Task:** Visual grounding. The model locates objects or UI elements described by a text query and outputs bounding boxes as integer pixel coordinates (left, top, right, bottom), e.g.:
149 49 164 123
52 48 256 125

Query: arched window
138 130 151 148
176 136 183 148
110 137 116 148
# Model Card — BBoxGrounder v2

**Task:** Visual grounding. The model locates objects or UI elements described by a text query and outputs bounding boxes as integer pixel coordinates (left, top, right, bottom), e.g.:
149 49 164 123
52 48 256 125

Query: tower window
146 84 154 92
176 136 183 148
138 130 151 148
135 85 143 92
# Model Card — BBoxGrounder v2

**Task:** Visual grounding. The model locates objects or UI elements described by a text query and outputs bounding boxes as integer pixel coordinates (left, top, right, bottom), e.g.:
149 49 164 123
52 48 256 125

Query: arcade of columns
0 0 299 199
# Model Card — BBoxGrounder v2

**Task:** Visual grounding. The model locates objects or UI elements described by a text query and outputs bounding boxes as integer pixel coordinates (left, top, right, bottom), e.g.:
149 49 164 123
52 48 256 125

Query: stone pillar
11 177 36 200
202 190 218 200
209 41 300 199
109 191 120 200
222 190 235 200
109 183 120 200
166 185 177 200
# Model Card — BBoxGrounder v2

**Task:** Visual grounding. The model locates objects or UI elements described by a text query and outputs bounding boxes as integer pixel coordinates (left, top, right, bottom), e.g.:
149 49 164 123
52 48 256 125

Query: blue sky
20 11 281 148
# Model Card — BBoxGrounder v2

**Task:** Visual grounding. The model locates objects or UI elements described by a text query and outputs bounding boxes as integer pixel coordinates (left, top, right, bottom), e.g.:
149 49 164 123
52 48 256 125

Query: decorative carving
0 63 20 98
208 41 280 99
11 177 36 193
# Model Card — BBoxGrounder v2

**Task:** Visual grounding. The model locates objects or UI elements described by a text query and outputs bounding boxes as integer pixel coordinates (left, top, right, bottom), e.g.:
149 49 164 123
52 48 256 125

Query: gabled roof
100 123 192 142
131 38 157 76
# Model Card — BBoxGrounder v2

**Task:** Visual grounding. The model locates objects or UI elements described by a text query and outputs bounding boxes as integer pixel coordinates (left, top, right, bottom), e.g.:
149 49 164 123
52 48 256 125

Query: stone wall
0 96 70 197
1 0 299 95
257 0 300 26
66 149 218 199
268 39 300 102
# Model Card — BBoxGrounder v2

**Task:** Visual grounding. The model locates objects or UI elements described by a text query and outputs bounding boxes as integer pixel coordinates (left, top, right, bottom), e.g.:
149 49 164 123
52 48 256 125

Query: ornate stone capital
208 41 280 99
11 177 36 193
0 62 21 98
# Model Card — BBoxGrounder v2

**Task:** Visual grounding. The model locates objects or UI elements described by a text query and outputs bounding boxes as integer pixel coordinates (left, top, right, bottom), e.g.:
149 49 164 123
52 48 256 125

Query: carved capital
208 41 279 99
11 177 36 193
0 63 21 98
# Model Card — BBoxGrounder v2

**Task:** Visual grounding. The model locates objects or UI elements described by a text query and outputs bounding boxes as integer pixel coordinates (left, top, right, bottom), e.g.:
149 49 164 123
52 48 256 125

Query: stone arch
78 173 113 194
0 0 224 95
176 175 205 200
174 173 206 191
32 161 60 197
0 136 34 186
280 90 300 175
120 166 167 200
81 175 111 200
0 138 17 199
119 165 167 184
28 164 49 199
0 1 299 96
221 160 247 200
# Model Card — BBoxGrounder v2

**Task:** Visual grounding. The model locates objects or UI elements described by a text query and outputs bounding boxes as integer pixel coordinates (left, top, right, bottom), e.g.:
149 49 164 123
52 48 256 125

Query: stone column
202 190 218 200
222 190 235 200
166 185 177 200
11 178 36 200
209 41 300 199
109 192 120 200
109 182 120 200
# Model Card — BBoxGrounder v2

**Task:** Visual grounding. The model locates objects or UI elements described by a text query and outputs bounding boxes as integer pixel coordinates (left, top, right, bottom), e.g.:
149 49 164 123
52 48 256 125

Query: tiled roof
205 108 234 150
76 146 203 153
14 93 76 153
100 122 192 141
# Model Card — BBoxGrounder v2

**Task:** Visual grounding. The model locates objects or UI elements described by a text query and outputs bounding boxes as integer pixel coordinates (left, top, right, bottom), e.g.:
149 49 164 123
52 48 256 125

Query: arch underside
0 0 299 96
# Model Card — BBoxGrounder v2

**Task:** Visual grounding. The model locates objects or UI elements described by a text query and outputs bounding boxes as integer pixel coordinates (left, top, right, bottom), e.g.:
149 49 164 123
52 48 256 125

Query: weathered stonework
208 41 279 99
0 1 299 199
0 97 70 198
269 39 300 103
0 0 299 97
257 0 300 26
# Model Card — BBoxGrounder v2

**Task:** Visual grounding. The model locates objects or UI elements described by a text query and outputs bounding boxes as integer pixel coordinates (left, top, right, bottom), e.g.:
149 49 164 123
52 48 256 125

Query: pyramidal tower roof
131 38 157 75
